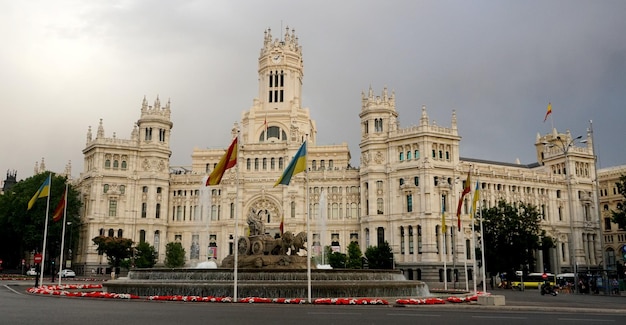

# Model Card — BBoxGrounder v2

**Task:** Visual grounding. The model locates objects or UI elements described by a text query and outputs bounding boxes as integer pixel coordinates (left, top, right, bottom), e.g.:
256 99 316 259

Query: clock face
272 54 282 63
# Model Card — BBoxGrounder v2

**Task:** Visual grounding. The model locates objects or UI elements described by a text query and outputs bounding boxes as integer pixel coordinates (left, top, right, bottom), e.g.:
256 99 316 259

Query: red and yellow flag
543 102 552 122
456 169 471 230
52 186 67 222
206 138 238 186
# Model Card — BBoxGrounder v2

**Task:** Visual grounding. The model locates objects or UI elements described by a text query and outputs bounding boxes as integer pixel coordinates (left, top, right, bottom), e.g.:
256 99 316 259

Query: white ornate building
598 165 626 273
73 27 620 285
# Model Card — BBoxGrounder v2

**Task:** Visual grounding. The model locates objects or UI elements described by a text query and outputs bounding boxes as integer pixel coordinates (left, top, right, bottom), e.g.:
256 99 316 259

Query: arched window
108 229 114 237
105 160 111 168
117 229 123 237
121 161 127 169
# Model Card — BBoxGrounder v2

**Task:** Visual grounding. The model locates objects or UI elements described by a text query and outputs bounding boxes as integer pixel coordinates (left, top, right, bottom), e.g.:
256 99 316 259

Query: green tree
611 175 626 230
92 236 133 269
480 200 543 275
0 173 81 269
134 242 158 268
327 250 347 268
365 241 394 269
346 241 363 269
164 242 186 268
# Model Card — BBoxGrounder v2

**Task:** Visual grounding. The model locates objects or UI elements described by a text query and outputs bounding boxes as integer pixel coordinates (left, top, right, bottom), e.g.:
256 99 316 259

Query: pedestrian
611 278 619 295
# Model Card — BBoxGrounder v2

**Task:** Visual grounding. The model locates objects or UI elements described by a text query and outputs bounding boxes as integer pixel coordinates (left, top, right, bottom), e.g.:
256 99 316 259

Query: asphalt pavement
2 274 625 314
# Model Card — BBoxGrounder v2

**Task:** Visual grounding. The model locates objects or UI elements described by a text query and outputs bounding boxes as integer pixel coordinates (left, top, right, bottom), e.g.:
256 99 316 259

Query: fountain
104 208 430 299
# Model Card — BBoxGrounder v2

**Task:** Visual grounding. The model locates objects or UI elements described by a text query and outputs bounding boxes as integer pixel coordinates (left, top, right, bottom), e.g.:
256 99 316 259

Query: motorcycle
540 282 558 296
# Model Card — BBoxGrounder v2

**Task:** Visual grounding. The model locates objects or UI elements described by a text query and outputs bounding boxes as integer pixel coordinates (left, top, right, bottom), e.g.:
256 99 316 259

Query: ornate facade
73 27 620 285
598 165 626 273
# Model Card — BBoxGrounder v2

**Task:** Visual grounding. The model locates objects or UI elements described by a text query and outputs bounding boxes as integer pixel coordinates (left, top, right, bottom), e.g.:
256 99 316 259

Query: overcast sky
1 0 625 182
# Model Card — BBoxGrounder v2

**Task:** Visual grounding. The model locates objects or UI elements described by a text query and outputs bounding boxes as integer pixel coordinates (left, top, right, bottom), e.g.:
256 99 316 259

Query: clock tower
258 27 303 111
242 27 316 145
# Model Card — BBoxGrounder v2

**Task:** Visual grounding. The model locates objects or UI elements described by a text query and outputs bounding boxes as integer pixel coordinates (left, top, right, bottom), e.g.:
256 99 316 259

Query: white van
556 273 575 283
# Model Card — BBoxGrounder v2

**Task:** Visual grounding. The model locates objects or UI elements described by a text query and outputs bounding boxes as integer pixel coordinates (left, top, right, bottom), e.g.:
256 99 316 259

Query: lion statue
292 231 307 255
270 231 295 255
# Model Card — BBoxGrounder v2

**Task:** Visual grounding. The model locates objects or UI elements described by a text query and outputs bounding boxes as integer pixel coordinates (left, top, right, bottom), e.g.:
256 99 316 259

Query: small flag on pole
456 168 471 230
543 102 552 122
52 186 67 222
206 138 238 186
470 180 480 219
28 174 51 210
274 141 307 187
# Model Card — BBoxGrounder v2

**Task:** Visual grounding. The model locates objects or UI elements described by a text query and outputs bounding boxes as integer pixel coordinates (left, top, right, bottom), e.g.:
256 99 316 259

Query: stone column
537 249 544 272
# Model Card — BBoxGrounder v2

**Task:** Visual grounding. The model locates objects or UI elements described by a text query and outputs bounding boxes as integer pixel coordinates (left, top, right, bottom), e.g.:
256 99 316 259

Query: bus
510 272 555 290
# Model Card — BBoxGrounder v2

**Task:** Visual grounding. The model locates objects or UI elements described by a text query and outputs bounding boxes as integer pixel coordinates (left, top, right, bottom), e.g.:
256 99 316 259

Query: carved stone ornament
374 151 384 164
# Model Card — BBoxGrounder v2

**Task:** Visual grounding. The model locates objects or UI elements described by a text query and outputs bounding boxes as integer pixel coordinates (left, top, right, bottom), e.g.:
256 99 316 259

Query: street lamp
545 134 582 290
589 120 608 293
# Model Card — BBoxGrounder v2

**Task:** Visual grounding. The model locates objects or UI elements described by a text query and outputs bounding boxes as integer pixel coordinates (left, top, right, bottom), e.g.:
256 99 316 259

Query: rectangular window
141 202 147 218
406 194 413 213
417 226 422 254
604 217 612 231
409 227 414 254
108 200 117 217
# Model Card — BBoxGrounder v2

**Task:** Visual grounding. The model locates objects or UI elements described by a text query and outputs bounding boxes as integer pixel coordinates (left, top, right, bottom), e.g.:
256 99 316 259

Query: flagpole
306 148 312 303
471 174 480 293
58 184 69 286
233 132 241 302
464 245 468 291
442 193 447 291
479 198 487 293
39 173 52 287
319 189 326 265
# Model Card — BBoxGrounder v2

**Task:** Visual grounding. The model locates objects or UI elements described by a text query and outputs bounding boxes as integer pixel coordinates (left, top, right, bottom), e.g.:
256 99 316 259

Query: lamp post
589 120 608 293
547 134 582 291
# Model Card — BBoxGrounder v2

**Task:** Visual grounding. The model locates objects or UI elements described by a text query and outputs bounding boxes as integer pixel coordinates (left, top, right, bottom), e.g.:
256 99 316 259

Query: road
1 280 625 325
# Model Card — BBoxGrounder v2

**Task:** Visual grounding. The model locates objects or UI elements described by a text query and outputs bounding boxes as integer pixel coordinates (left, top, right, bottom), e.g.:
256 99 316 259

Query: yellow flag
470 181 480 219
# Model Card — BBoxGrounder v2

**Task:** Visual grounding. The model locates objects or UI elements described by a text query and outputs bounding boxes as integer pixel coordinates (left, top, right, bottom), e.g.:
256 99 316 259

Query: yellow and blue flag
28 174 51 210
470 180 480 218
274 141 307 187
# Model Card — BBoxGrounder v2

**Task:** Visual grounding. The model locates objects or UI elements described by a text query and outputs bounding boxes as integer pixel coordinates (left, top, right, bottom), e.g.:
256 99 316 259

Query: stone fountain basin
103 268 430 299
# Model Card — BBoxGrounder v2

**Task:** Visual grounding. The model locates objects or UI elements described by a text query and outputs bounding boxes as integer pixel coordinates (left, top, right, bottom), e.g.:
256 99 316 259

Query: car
58 269 76 278
26 268 37 276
